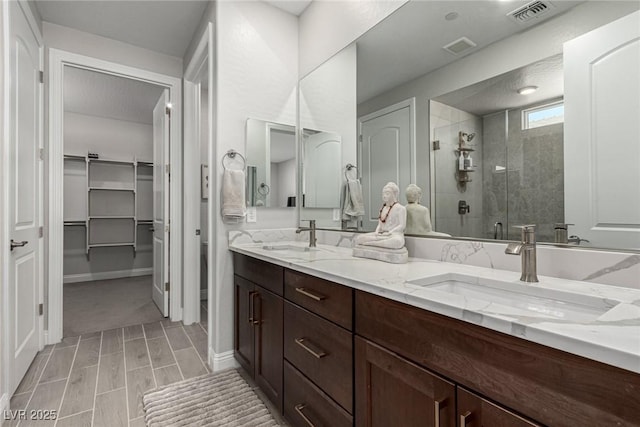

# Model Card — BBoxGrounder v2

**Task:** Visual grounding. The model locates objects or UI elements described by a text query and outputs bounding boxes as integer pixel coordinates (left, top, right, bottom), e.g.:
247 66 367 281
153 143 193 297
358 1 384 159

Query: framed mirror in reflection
299 0 639 251
245 118 296 208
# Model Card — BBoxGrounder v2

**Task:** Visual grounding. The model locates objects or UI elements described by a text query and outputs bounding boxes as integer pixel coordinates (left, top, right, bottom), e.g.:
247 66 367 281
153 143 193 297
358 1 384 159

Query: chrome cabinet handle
460 411 472 426
294 404 315 427
294 338 326 359
295 287 326 302
248 291 259 325
10 240 28 251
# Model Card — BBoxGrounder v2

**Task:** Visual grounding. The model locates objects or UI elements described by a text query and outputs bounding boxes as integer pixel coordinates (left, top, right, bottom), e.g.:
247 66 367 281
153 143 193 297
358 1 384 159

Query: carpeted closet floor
63 276 164 337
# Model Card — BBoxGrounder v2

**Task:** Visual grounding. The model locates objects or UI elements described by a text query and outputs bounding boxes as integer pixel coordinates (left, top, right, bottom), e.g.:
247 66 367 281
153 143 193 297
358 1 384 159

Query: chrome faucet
505 225 538 282
296 220 317 247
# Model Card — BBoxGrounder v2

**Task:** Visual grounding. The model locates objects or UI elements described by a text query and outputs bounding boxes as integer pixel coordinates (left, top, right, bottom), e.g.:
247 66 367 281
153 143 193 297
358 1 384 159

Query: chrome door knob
10 239 28 251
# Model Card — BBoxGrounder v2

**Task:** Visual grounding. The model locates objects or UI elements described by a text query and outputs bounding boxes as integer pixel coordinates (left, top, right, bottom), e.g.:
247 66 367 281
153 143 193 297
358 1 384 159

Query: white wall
357 1 640 217
299 0 407 77
64 112 153 160
197 0 298 362
299 44 357 227
43 22 183 77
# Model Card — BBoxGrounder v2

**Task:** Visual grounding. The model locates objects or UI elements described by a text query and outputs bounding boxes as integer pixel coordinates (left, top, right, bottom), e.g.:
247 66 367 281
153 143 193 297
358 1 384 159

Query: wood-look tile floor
8 316 209 427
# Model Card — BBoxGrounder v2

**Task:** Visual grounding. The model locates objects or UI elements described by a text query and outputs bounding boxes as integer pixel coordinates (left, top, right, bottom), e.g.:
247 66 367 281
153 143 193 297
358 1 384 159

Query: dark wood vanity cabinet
356 290 640 427
355 336 455 427
233 254 284 412
234 253 640 427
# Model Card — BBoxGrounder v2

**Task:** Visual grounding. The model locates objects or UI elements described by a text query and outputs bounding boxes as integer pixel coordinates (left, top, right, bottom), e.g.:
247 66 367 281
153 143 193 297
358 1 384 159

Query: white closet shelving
63 153 153 257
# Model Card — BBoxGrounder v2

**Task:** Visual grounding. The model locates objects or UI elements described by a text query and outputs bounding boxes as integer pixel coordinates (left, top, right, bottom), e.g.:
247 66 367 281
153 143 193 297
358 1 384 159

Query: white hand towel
343 178 365 218
222 169 246 219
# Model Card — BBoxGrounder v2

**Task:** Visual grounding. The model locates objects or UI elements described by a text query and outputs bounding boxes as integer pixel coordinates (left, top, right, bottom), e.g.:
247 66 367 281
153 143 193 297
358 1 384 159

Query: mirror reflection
245 118 296 208
298 0 639 251
302 129 342 208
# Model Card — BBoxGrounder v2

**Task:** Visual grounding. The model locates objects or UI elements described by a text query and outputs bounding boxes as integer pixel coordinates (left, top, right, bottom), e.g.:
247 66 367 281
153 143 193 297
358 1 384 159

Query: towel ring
257 182 270 196
345 163 358 180
222 149 246 171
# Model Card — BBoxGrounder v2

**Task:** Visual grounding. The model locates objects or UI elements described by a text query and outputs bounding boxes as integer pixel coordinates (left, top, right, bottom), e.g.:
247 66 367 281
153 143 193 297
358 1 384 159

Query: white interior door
8 0 42 395
303 131 342 208
152 90 170 315
359 104 413 231
564 11 640 249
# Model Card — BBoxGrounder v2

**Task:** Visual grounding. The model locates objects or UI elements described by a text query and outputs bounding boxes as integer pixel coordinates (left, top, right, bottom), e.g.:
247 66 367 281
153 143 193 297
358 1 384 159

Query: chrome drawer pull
294 338 327 359
294 404 316 427
295 287 326 301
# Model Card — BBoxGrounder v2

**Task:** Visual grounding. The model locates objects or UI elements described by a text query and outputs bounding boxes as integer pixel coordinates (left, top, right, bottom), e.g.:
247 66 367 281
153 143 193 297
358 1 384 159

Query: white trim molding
183 22 213 327
63 268 153 284
47 49 183 344
210 349 238 373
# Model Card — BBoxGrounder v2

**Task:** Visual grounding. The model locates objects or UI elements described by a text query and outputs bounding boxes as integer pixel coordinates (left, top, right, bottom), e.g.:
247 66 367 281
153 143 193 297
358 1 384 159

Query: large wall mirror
245 118 296 208
298 0 640 251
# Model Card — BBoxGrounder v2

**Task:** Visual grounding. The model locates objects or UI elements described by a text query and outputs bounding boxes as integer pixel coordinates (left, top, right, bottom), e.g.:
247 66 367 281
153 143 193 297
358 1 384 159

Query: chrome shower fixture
466 132 476 142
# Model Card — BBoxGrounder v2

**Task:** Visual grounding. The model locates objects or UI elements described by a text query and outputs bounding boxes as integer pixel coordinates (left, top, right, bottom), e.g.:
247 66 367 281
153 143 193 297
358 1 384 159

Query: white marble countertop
229 241 640 374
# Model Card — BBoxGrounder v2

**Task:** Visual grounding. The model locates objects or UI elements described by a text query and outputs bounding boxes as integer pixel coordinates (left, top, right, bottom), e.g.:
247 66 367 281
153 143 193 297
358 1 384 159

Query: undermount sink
406 273 620 322
262 244 317 252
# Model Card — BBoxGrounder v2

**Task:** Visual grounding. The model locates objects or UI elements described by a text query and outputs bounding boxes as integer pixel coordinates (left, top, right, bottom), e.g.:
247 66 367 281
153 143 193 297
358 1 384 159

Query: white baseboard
63 268 153 284
0 392 9 426
210 349 238 372
200 289 207 300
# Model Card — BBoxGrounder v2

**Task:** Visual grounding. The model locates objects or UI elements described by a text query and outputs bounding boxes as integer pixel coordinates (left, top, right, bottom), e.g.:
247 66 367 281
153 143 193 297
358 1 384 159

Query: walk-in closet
62 67 166 336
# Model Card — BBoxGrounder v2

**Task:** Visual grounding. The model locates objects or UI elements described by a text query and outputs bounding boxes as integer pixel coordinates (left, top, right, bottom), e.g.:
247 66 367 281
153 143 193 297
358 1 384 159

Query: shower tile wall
482 111 508 240
431 101 484 238
506 106 564 242
482 104 564 242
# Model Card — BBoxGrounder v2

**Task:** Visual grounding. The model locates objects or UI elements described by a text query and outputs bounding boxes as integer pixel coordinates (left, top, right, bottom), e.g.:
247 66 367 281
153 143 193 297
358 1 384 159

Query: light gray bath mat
142 369 281 427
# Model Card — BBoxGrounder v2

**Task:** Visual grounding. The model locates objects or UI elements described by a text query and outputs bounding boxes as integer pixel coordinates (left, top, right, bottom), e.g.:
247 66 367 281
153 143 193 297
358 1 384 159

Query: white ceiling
64 66 165 124
356 0 581 103
35 0 209 57
435 54 564 116
264 0 312 16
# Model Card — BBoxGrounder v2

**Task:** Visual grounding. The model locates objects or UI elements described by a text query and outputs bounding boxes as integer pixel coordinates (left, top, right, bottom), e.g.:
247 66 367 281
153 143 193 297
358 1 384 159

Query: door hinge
39 226 44 238
165 225 170 233
39 148 44 160
38 303 43 316
433 140 440 151
165 164 170 175
165 282 170 292
165 106 171 116
359 134 363 142
39 71 44 84
195 229 201 236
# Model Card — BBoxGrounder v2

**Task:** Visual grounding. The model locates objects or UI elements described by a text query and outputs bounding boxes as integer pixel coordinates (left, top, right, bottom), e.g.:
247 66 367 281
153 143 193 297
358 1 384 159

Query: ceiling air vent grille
443 37 477 55
507 0 555 24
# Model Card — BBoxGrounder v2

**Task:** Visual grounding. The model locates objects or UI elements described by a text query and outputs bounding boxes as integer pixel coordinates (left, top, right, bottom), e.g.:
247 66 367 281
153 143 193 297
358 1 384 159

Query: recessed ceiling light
517 86 538 95
445 12 459 21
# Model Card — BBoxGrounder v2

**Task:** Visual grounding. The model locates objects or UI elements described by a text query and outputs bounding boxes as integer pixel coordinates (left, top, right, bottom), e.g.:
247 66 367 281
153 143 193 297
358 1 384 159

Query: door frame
47 49 183 343
1 0 44 403
183 24 213 327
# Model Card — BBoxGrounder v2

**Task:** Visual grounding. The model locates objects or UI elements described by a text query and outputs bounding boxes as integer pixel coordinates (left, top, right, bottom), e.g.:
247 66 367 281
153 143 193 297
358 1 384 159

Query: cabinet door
254 286 284 412
355 337 455 427
234 275 255 375
458 388 541 427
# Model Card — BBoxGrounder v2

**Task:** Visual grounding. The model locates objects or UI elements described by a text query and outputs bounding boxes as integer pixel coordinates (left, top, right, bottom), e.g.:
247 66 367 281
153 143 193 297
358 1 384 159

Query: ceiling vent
507 0 555 24
443 37 477 55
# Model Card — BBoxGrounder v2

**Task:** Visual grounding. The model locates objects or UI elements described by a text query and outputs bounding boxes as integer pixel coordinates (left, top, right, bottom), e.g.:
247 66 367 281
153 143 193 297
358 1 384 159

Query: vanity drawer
233 253 283 296
285 269 353 330
284 361 353 427
284 301 353 412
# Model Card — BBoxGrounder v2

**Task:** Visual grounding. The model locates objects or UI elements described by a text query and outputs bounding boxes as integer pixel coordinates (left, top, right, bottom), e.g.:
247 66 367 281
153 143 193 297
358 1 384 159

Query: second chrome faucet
505 225 538 282
296 220 317 248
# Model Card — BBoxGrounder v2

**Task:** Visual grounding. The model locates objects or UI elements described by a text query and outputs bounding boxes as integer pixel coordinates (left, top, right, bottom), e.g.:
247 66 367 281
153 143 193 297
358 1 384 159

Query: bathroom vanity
231 242 640 427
